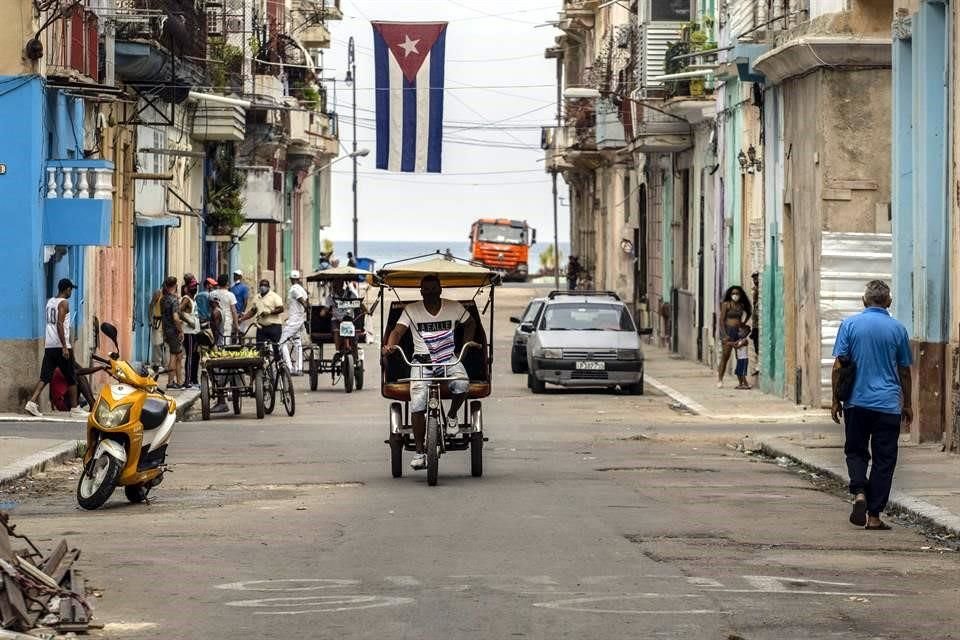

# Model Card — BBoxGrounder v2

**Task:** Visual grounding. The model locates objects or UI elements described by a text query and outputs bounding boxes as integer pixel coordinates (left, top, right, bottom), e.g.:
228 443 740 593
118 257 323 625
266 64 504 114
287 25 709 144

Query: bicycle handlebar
387 341 481 368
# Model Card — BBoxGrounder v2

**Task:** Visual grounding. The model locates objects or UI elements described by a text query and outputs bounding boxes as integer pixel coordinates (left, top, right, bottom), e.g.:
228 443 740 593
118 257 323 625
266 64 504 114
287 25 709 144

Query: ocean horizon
324 240 571 273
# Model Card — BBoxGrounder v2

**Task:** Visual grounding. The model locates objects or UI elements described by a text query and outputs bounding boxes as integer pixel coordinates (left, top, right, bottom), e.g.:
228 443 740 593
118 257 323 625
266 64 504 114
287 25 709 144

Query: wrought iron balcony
114 0 207 61
41 1 102 83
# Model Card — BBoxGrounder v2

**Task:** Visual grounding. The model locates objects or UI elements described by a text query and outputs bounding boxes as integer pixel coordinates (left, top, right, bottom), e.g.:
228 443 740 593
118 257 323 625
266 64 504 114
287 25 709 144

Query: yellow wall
0 0 39 76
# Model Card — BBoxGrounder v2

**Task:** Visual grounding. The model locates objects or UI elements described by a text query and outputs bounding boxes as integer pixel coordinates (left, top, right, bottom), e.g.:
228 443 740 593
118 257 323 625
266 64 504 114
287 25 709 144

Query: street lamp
300 148 369 181
563 87 602 99
345 36 359 259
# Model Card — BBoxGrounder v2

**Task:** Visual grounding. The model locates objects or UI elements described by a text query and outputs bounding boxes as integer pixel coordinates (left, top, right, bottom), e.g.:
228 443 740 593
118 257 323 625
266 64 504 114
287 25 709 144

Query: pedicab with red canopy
377 254 500 485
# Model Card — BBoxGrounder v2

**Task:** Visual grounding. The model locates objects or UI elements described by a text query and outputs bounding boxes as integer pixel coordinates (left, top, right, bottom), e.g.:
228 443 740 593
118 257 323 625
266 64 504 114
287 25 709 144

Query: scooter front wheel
77 455 122 510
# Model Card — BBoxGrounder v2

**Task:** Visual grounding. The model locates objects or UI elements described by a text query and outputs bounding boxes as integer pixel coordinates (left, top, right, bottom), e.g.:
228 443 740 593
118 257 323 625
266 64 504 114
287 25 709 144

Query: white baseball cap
233 269 243 277
289 270 301 279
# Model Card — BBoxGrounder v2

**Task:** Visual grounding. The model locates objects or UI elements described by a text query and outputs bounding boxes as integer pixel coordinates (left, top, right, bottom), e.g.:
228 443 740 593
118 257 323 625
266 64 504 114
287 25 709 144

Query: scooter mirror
101 322 120 348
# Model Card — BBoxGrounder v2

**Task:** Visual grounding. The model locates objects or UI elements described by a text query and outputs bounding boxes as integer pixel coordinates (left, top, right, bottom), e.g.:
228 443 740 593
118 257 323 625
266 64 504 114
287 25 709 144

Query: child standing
735 325 752 390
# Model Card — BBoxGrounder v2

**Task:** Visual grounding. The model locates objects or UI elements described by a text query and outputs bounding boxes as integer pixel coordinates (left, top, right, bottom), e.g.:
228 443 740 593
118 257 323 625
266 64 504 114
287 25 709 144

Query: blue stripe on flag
428 28 446 173
401 77 417 172
372 29 390 170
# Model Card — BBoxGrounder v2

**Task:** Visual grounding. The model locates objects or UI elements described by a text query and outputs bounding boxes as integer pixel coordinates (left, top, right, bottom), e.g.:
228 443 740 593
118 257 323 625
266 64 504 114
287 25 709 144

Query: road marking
700 575 897 597
385 576 421 587
533 593 717 615
686 577 724 588
215 579 360 592
226 595 414 615
644 375 709 415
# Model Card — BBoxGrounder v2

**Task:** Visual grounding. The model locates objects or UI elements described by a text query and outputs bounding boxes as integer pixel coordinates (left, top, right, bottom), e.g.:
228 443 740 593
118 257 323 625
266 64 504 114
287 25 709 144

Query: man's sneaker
410 453 427 470
69 406 89 419
24 401 42 417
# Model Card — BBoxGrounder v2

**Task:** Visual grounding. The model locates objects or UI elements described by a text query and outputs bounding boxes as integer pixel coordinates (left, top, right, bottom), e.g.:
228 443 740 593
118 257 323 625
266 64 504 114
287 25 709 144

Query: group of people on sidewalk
150 270 311 392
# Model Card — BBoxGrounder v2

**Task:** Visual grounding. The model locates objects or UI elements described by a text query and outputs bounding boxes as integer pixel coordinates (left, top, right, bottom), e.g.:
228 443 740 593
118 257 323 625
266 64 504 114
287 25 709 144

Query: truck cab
469 218 536 282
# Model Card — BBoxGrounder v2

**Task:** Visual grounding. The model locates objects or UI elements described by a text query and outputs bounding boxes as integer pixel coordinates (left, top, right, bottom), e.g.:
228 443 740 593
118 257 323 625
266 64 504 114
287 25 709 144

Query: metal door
133 225 167 362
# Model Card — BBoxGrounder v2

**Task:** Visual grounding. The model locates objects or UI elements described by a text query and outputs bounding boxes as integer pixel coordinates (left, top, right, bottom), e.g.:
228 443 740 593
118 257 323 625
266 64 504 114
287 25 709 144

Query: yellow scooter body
83 359 178 487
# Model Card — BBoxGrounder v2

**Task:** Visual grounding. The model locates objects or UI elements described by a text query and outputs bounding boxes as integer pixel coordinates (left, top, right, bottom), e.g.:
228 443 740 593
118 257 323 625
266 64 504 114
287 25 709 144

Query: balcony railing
44 160 114 246
114 0 207 60
42 2 101 83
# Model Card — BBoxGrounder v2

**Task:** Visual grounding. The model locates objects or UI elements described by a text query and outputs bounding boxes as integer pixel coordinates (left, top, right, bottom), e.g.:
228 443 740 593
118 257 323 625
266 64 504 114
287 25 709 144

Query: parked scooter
76 322 177 510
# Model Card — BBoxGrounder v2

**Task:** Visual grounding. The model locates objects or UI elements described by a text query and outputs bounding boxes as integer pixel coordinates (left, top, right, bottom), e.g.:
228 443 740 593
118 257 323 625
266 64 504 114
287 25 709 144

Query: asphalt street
2 286 958 639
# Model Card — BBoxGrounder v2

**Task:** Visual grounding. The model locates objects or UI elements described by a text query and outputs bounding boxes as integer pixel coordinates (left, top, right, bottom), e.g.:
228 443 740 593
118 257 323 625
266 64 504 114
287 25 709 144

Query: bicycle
390 342 482 486
260 340 296 417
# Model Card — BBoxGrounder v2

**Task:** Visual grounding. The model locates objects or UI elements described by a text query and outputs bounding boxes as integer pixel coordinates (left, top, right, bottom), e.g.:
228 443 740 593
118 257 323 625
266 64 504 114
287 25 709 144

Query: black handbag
836 356 857 402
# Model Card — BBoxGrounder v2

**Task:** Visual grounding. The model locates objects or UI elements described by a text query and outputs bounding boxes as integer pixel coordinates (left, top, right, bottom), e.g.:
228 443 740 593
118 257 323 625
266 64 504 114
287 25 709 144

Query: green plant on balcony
294 83 323 111
208 38 244 93
664 18 717 98
207 144 246 234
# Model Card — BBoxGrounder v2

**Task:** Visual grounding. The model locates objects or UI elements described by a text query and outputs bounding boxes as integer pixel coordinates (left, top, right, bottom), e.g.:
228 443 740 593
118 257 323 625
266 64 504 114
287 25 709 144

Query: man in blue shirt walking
831 280 913 530
230 269 249 315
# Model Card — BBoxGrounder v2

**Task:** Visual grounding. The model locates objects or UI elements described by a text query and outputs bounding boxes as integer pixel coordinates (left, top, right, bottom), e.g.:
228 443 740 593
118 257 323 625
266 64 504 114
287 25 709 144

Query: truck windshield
539 303 636 332
477 223 526 245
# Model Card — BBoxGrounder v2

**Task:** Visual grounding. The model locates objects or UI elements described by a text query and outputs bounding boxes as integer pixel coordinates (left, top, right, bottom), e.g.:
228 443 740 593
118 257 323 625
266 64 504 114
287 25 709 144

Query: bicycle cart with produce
377 255 499 486
304 266 372 393
197 343 267 420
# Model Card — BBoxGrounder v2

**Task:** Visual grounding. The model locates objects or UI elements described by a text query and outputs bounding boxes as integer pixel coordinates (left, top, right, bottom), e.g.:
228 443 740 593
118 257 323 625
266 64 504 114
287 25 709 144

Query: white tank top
44 297 71 348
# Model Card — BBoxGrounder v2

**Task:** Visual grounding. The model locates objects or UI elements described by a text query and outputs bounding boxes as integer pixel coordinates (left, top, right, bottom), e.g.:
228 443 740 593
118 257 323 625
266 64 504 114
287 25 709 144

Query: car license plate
339 321 356 338
576 361 605 371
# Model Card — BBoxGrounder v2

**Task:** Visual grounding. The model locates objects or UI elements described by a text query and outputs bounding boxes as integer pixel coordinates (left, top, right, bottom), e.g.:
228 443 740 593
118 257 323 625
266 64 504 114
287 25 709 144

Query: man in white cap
280 270 309 374
231 269 250 336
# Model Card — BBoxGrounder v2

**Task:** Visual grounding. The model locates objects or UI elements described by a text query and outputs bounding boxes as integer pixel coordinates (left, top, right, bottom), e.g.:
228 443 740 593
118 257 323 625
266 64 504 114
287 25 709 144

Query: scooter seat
141 398 169 430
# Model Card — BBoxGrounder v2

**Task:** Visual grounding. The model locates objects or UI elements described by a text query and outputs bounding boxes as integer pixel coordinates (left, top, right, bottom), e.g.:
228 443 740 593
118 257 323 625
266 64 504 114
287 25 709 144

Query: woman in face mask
717 285 753 389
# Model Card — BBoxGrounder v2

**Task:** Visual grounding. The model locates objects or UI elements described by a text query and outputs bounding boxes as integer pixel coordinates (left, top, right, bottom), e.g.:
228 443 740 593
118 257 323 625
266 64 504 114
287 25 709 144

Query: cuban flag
371 21 448 173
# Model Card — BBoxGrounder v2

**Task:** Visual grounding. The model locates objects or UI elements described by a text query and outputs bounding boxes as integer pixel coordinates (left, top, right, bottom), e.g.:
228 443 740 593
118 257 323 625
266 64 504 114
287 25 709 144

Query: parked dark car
509 297 546 373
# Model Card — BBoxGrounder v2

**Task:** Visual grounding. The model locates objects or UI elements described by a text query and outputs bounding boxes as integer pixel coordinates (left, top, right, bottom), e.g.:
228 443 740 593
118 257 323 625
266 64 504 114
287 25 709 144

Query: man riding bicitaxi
382 274 476 471
318 279 362 353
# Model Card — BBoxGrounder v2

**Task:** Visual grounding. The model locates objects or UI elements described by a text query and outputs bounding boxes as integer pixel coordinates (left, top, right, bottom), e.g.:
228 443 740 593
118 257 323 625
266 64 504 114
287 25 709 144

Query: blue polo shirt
230 282 249 313
832 307 912 414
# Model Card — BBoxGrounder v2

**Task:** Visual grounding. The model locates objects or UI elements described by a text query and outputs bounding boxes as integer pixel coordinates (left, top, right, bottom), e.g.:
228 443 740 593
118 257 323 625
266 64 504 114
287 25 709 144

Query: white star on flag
398 34 421 57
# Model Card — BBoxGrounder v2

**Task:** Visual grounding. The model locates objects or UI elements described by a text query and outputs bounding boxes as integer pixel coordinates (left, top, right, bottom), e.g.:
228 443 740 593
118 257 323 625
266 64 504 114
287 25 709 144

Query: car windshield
539 303 636 332
477 223 526 245
522 301 544 323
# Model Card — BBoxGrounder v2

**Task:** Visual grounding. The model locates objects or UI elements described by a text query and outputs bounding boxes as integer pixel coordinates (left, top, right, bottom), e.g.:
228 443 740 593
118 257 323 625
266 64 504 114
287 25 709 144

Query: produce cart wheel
264 366 276 414
200 372 211 421
309 352 319 391
232 374 242 415
426 414 439 487
470 433 483 478
280 366 296 417
390 433 403 478
343 353 355 394
254 370 265 419
355 359 364 391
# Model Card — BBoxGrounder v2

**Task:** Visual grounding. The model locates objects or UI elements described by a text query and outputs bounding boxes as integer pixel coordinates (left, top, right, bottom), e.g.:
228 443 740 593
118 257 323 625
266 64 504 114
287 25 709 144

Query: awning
306 266 374 282
377 257 500 289
135 214 180 228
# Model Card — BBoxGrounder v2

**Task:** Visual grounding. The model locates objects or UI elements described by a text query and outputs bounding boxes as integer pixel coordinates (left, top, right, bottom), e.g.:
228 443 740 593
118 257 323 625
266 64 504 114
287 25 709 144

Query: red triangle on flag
373 22 447 84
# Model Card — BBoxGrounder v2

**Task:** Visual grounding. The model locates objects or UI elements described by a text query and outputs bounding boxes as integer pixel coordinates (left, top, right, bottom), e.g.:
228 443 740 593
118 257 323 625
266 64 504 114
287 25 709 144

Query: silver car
525 291 650 394
509 297 546 373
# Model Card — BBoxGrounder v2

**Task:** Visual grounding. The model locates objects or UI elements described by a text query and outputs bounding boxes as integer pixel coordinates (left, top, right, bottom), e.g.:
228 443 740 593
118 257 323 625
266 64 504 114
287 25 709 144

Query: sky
322 0 569 244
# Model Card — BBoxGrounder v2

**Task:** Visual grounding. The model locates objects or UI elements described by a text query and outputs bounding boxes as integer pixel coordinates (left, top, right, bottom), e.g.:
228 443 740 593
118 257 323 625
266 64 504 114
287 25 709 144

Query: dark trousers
184 333 198 384
844 406 901 516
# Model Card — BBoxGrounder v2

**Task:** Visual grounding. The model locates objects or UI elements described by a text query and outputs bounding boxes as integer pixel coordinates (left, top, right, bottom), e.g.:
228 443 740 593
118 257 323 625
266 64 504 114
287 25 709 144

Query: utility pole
347 36 359 259
552 53 563 290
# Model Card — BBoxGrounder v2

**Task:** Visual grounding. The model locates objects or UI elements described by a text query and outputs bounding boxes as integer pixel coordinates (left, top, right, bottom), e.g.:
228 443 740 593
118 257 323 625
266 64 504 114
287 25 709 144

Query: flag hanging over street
371 21 448 173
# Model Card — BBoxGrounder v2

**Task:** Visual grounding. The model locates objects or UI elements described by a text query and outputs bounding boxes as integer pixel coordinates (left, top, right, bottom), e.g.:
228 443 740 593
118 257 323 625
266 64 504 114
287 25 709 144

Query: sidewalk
644 344 831 422
644 344 960 537
0 387 199 489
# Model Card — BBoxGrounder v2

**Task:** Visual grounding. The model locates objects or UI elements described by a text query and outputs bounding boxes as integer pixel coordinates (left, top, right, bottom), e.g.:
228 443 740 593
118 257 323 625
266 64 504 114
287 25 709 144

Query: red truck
469 219 536 282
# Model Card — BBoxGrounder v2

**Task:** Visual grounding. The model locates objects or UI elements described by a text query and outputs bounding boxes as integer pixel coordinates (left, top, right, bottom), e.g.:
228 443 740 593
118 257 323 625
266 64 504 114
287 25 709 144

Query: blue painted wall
0 75 91 342
892 2 950 343
0 76 46 340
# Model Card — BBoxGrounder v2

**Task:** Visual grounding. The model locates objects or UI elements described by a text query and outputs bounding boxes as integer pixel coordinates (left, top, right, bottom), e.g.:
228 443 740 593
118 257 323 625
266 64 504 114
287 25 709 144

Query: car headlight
95 401 133 428
535 348 563 359
618 349 642 360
